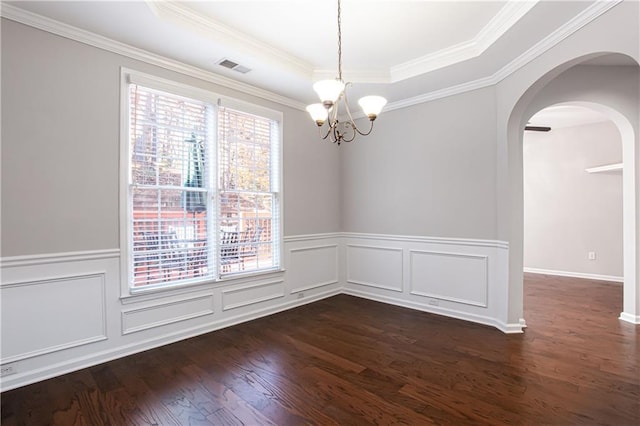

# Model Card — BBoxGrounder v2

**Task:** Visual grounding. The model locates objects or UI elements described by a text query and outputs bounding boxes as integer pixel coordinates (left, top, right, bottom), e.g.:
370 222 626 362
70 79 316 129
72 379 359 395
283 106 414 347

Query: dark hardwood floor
2 273 639 425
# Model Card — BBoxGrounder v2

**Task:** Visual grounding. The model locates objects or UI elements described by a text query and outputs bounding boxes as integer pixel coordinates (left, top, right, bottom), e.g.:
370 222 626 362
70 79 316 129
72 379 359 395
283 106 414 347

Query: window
218 106 281 275
123 72 281 291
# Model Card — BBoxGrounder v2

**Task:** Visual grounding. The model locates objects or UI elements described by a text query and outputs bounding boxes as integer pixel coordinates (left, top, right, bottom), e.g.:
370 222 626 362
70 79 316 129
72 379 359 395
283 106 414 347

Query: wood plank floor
2 273 639 425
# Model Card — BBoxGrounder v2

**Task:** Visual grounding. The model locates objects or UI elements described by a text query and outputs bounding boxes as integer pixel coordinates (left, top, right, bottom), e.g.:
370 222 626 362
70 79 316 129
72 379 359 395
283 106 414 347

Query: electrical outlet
297 292 305 299
428 298 439 306
588 251 596 260
1 363 17 377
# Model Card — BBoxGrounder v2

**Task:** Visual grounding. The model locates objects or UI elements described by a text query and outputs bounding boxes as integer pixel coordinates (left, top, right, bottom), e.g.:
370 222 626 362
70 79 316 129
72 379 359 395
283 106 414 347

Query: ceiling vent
217 59 251 74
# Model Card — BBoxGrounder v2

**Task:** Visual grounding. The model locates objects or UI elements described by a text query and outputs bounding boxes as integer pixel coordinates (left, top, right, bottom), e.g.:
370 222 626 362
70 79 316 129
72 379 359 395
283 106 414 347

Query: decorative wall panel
122 294 214 334
222 279 285 311
288 244 338 293
1 273 107 362
409 250 488 307
346 244 403 292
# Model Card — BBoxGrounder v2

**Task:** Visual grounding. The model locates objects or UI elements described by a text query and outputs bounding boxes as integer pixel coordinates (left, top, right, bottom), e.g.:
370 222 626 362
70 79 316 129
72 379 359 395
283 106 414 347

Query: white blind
129 84 214 288
217 106 280 276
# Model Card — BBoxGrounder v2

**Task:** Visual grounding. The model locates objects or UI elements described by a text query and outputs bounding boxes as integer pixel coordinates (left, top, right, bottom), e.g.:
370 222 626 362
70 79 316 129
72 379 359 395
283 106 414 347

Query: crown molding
148 1 313 80
390 0 538 83
384 0 623 113
384 75 497 114
391 39 479 84
473 0 539 53
0 3 307 111
492 0 622 83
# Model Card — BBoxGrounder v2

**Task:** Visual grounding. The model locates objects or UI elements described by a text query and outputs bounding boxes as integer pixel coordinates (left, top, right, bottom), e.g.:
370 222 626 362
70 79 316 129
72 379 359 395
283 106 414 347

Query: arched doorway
507 53 639 326
523 103 623 282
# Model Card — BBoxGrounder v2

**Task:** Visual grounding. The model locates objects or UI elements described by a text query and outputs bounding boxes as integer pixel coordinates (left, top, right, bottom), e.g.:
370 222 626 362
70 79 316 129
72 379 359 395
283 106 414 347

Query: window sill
120 268 286 305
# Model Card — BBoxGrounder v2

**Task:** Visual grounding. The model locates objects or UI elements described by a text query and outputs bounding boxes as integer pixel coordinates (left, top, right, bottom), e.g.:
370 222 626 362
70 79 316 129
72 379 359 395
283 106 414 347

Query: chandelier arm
342 84 374 137
318 124 332 141
341 122 358 143
353 120 375 136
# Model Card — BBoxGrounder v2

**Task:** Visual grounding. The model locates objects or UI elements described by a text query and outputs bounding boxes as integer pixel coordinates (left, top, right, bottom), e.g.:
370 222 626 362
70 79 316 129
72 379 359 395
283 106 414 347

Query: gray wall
523 121 623 278
1 19 341 257
341 86 497 239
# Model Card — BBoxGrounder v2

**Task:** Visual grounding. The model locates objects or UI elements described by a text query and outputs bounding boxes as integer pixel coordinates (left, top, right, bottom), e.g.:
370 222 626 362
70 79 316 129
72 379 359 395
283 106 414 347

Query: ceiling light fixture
306 0 387 145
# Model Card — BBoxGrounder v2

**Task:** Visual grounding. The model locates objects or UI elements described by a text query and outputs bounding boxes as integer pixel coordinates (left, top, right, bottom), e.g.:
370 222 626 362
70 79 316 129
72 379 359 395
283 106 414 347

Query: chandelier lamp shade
306 0 387 145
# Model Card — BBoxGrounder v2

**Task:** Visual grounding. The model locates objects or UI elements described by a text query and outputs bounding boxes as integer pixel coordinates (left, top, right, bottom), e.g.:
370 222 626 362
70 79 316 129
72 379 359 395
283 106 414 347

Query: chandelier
306 0 387 145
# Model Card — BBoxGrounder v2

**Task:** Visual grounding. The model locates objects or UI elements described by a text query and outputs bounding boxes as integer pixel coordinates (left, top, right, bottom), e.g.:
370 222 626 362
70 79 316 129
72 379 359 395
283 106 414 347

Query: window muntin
126 78 281 291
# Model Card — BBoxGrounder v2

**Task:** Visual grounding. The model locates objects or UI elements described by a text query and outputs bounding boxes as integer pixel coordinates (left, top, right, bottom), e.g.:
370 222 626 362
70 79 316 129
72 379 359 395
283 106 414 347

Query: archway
524 103 624 282
507 54 639 326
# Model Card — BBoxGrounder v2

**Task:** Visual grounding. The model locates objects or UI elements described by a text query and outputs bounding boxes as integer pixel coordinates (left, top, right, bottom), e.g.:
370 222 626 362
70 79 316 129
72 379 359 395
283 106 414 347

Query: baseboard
619 312 640 324
523 267 623 283
343 288 524 334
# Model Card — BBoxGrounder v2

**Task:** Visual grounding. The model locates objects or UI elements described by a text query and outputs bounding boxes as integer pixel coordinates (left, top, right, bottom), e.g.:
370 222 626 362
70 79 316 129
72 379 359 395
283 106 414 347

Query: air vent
218 59 238 69
233 65 251 74
217 59 251 74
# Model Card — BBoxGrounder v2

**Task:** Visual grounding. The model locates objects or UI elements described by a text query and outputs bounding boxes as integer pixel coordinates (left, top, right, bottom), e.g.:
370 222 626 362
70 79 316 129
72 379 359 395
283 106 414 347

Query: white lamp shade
306 103 329 124
358 96 387 118
313 79 345 104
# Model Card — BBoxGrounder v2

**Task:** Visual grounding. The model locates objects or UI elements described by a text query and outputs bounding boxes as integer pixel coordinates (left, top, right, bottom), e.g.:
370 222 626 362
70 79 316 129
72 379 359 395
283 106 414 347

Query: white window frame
119 68 283 298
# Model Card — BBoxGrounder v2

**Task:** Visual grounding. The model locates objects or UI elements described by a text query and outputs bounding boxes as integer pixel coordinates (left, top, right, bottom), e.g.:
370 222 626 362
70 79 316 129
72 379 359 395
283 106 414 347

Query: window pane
131 187 211 287
218 191 275 273
129 84 213 288
218 106 278 275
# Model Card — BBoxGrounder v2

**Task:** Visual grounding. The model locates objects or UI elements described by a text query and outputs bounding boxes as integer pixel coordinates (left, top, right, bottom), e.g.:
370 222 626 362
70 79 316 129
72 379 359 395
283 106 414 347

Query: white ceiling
2 0 633 109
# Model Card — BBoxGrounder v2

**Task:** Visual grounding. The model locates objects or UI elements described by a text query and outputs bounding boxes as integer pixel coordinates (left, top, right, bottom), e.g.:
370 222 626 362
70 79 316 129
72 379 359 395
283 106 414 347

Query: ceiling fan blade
525 126 551 132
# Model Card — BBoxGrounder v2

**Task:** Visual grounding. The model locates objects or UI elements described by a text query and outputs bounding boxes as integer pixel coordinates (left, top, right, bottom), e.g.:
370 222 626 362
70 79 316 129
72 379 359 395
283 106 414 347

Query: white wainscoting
342 233 518 334
1 250 121 391
0 234 342 391
1 232 516 391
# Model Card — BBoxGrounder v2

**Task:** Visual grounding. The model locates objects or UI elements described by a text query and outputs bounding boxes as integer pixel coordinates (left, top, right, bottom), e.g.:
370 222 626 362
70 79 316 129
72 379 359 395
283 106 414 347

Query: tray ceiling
2 1 620 107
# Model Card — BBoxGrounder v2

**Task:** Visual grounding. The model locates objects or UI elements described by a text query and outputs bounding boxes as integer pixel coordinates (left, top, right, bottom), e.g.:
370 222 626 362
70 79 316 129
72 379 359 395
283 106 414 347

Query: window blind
129 84 214 287
217 106 280 276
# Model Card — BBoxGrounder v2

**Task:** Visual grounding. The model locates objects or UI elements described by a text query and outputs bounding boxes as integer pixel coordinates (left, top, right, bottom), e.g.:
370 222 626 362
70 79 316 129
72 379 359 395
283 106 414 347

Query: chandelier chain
337 0 342 81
